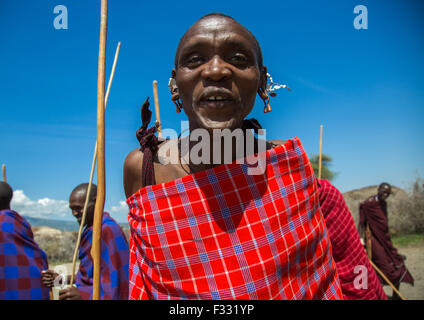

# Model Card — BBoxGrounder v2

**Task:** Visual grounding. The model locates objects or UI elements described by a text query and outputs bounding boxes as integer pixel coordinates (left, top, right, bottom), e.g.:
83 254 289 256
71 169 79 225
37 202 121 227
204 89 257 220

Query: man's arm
124 148 144 199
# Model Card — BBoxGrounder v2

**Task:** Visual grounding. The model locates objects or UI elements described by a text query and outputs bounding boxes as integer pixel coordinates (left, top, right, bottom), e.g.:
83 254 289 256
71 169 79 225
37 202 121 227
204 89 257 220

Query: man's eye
185 55 204 67
229 53 248 63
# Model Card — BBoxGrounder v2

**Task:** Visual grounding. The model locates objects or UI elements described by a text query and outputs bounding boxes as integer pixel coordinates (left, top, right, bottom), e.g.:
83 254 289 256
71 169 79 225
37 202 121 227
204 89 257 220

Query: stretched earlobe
169 70 183 113
171 93 182 113
258 87 272 113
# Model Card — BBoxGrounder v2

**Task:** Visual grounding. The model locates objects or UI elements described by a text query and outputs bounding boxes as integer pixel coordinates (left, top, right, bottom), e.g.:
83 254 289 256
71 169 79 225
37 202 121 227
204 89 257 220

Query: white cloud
110 201 129 222
10 190 130 223
11 190 70 219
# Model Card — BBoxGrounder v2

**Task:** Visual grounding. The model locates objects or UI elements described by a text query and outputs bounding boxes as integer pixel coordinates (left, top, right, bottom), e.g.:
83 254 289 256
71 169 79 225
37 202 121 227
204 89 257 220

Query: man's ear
170 68 179 95
258 66 268 100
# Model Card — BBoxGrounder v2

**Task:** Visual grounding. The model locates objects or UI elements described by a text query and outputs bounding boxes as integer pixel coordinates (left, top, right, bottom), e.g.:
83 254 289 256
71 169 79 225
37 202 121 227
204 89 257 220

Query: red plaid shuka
317 179 387 300
127 137 343 300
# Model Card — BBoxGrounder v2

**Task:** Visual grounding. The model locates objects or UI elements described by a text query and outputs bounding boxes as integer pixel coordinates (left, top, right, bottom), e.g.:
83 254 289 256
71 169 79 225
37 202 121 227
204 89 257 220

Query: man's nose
201 55 231 82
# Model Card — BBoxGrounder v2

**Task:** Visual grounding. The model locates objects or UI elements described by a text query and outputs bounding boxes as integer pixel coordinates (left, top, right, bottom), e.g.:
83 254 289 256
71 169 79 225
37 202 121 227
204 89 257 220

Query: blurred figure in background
317 179 387 300
0 181 50 300
42 183 129 300
359 182 414 299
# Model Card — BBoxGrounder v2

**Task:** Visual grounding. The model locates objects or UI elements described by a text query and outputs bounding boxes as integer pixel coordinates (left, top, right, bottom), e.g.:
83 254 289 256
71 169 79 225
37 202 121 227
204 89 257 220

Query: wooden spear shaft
365 223 372 260
69 42 121 288
152 80 162 138
2 164 6 182
369 260 406 300
318 125 323 179
91 0 108 300
364 222 405 300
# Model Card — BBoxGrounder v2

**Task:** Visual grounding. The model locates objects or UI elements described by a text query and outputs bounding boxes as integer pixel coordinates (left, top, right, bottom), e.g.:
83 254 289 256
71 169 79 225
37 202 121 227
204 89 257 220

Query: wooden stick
69 41 121 288
152 80 162 138
364 222 405 299
2 164 6 182
365 223 372 260
91 0 108 300
318 125 323 179
369 260 406 300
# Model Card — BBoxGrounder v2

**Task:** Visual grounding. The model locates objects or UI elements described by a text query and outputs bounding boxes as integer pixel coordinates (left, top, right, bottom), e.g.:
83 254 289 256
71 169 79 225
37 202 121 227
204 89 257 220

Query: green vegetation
392 233 424 247
309 154 337 181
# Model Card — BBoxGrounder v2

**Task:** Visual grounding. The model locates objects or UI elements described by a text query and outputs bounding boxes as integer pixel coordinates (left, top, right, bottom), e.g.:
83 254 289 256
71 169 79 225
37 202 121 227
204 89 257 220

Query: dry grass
33 226 131 265
33 226 77 264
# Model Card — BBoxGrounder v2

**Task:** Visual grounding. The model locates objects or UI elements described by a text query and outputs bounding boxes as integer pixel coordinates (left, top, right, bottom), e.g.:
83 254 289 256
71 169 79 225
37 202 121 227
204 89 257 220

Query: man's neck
179 129 264 174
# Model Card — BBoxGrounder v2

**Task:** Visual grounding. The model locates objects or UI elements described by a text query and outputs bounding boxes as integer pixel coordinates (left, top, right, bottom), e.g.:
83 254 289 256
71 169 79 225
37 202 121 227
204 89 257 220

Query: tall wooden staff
69 42 121 288
364 223 406 300
152 80 162 138
2 164 6 182
91 0 108 300
369 260 406 300
365 223 372 260
318 125 323 179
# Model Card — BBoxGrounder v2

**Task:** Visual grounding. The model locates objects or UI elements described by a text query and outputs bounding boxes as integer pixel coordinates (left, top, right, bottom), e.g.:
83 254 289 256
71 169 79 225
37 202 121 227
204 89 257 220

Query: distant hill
23 216 79 231
23 216 129 232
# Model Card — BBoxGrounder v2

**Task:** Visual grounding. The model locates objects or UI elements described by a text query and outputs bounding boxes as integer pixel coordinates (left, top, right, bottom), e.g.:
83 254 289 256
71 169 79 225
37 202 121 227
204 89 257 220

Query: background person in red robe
317 179 387 300
359 182 414 300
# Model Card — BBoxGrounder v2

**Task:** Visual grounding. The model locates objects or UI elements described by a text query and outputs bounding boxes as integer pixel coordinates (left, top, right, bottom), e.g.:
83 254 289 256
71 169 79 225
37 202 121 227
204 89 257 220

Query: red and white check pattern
127 137 342 300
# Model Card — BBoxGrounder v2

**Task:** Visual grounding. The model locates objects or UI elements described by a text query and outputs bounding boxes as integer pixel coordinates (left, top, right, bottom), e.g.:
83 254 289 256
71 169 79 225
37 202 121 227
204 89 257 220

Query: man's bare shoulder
124 148 143 169
124 139 178 170
123 140 186 196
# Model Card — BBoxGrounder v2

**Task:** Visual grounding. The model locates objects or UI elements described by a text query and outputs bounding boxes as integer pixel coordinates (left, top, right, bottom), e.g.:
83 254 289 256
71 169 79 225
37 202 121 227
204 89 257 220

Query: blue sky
0 0 423 222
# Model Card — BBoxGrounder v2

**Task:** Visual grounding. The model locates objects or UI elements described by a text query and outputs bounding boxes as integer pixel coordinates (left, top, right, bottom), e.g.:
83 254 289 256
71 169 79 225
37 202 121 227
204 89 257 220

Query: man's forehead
70 189 86 200
183 16 256 47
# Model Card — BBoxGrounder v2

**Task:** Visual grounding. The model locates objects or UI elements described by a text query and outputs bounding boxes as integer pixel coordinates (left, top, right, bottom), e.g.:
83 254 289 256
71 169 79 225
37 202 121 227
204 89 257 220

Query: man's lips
198 89 235 109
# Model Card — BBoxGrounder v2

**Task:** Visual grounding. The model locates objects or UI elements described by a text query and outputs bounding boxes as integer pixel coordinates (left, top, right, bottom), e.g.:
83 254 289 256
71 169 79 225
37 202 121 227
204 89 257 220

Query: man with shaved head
359 183 414 299
42 183 130 300
124 13 344 300
0 181 50 300
124 12 393 301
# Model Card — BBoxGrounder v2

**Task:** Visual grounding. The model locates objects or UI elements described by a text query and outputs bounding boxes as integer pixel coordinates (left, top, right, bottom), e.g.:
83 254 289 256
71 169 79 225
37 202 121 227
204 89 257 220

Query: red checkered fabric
317 179 387 300
127 137 342 300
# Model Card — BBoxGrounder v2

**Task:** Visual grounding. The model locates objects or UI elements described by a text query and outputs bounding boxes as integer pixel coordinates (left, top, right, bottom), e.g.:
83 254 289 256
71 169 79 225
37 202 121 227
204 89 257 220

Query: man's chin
197 117 242 131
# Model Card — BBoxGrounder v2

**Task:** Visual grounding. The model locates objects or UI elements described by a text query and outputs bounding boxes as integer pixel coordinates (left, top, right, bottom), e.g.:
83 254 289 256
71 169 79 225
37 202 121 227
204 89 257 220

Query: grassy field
392 233 424 247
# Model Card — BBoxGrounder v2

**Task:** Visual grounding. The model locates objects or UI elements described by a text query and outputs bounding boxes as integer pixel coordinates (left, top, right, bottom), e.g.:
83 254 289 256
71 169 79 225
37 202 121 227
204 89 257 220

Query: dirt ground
382 244 424 300
51 244 423 300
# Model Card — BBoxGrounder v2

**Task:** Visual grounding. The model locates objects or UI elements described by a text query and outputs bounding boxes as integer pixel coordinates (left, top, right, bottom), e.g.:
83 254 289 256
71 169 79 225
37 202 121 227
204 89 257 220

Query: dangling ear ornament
264 72 291 113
